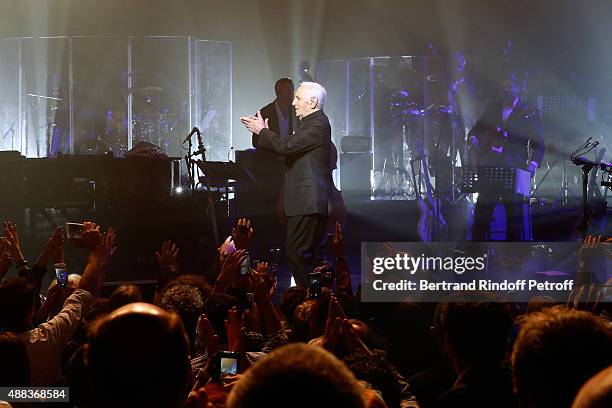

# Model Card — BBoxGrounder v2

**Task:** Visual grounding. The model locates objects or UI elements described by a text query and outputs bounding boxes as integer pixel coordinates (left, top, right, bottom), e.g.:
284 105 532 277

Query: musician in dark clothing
249 78 298 251
468 75 544 241
242 82 332 288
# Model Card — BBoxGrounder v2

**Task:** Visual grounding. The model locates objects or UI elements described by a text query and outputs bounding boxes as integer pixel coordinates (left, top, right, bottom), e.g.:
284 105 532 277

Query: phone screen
220 357 238 377
55 267 68 287
65 222 84 239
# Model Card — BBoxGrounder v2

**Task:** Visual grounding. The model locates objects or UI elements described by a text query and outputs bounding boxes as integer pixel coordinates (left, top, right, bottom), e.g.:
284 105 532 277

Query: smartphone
65 222 84 239
219 351 239 380
55 263 68 287
240 252 251 275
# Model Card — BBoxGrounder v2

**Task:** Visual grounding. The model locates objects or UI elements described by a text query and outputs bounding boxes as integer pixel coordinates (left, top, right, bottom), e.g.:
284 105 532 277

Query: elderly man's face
292 85 317 120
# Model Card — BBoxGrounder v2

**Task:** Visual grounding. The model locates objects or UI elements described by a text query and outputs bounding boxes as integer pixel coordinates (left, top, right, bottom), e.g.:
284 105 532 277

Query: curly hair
161 284 204 349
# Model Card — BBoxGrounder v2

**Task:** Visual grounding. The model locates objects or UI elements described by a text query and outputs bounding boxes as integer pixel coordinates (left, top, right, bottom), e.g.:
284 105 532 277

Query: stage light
175 186 183 194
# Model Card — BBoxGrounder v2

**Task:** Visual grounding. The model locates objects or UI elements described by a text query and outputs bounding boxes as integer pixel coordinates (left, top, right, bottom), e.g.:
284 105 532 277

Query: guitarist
468 74 544 241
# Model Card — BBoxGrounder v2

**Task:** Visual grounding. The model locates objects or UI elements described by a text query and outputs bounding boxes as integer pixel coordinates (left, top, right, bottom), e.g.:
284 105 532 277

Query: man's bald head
572 366 612 408
87 303 191 408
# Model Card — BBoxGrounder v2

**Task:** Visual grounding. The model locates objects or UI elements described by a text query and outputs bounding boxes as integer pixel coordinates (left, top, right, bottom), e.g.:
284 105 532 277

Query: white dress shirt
19 288 94 385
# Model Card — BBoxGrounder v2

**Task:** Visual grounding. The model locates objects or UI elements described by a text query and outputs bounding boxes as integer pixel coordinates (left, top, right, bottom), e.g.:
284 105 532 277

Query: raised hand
192 315 221 390
247 270 269 305
247 271 281 333
215 249 247 290
255 261 269 275
341 318 373 356
52 227 65 264
3 221 25 264
183 387 208 408
321 316 343 352
579 235 602 266
241 308 261 333
254 261 276 299
98 227 117 266
197 314 219 358
222 374 243 392
240 111 268 135
0 237 12 279
232 218 254 250
224 306 242 352
324 295 347 336
81 222 102 250
155 240 180 273
567 283 604 315
35 283 75 322
0 236 9 258
328 222 344 257
36 226 64 268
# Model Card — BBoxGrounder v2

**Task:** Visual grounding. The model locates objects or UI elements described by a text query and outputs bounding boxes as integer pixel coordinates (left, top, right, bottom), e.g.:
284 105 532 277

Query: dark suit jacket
468 100 544 169
254 101 297 138
253 109 331 217
251 101 296 189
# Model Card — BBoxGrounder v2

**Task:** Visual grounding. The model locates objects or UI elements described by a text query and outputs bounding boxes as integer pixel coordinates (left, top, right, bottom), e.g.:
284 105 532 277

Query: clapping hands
321 295 372 357
240 111 269 135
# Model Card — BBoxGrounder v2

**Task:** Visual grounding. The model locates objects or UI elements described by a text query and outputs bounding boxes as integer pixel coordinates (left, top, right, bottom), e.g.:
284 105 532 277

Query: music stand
195 160 256 242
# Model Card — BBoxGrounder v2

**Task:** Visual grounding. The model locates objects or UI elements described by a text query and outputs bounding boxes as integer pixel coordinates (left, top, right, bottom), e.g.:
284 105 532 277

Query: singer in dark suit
242 82 332 287
468 75 544 241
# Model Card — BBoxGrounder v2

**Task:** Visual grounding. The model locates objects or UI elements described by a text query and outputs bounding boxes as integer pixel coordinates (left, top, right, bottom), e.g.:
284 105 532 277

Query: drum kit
374 84 466 205
83 85 180 157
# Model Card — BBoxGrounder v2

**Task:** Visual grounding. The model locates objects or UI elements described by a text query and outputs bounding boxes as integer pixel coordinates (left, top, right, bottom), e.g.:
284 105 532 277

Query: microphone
183 127 200 144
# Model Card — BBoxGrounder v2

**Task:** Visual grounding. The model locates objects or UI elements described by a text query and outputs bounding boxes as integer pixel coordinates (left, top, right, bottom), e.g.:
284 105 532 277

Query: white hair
299 81 327 109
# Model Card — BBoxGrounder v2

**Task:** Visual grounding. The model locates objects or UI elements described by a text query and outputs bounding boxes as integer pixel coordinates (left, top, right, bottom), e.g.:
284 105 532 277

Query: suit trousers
472 191 525 241
286 214 328 288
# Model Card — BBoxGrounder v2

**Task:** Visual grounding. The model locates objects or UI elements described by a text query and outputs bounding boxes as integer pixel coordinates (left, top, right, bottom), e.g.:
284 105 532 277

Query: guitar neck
421 156 435 201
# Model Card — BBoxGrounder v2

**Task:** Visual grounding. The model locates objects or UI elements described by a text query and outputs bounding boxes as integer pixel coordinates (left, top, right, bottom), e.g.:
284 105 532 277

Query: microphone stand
185 134 195 191
192 127 220 243
571 154 610 237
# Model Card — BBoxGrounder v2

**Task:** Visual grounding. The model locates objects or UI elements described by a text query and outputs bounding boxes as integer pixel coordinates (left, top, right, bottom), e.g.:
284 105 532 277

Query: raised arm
243 111 327 156
255 123 326 156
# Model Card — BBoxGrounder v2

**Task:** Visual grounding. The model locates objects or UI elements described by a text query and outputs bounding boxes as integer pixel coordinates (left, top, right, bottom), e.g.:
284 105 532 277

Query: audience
0 332 30 386
107 283 143 312
436 299 515 407
87 302 192 408
161 281 204 350
226 343 366 408
512 306 612 408
0 218 610 408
